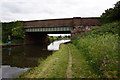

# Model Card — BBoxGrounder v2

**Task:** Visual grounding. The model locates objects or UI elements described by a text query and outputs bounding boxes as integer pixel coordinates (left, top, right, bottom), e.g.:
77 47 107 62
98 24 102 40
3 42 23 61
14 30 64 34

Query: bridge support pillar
24 32 48 45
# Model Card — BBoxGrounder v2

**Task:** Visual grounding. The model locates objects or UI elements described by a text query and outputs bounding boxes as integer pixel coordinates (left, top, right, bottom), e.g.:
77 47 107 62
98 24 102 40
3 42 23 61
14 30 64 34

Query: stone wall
71 25 99 38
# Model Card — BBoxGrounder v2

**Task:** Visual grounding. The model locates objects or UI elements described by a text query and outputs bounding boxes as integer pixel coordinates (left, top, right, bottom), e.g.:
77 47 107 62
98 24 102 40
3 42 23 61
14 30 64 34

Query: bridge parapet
22 17 100 28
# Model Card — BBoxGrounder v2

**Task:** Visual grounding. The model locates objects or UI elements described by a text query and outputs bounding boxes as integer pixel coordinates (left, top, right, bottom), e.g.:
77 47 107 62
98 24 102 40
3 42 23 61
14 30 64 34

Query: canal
2 39 70 78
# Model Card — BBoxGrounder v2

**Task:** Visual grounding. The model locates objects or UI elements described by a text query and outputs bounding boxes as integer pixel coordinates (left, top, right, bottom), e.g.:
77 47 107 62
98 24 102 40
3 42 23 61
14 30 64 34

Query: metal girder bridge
25 27 73 32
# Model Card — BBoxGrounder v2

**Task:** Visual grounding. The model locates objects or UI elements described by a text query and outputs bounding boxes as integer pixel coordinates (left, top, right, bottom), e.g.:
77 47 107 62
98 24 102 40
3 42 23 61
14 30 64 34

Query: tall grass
72 21 120 78
68 44 98 78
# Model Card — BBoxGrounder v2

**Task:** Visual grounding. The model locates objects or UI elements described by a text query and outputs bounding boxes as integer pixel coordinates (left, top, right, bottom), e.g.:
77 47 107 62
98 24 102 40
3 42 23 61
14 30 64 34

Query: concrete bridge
22 17 101 45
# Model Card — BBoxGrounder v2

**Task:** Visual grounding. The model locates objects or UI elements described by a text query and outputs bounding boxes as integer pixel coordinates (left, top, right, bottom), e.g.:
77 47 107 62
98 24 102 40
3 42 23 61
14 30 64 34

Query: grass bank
72 21 120 78
68 44 98 78
18 44 69 78
18 43 99 78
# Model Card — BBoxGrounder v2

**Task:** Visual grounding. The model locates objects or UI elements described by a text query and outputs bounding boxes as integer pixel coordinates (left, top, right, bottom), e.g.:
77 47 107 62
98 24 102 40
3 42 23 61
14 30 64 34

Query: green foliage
72 22 119 78
48 36 57 44
2 21 24 43
100 1 120 24
88 21 120 35
12 26 24 39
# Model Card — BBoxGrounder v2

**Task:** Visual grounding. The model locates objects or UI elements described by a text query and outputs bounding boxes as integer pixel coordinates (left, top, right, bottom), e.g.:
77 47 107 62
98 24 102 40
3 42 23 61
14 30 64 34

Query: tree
114 1 120 8
11 26 24 39
100 1 120 24
2 21 24 42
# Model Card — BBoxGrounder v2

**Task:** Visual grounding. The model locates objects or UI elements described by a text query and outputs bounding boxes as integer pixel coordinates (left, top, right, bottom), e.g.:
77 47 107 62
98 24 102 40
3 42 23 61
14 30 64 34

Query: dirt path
66 45 72 78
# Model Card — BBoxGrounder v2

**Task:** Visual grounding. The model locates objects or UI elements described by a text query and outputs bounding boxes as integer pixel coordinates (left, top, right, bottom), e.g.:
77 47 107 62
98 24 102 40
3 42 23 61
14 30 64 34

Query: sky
0 0 119 22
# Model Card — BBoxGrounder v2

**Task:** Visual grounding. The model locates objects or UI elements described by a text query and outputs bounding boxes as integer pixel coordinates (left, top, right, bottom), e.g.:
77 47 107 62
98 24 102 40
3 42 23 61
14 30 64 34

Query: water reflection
2 44 53 78
2 45 52 68
2 39 70 78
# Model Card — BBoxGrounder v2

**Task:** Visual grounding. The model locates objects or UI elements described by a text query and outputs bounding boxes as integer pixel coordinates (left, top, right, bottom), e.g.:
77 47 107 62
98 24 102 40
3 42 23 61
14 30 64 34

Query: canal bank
18 44 69 78
18 44 96 78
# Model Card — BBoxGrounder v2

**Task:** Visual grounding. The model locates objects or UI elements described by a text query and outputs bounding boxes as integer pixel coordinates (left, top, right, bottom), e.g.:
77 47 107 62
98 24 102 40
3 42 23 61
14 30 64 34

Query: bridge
22 17 101 45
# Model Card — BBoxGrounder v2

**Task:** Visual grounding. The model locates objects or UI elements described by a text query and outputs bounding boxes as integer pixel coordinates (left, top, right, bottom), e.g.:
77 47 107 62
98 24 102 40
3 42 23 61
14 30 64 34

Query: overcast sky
0 0 119 22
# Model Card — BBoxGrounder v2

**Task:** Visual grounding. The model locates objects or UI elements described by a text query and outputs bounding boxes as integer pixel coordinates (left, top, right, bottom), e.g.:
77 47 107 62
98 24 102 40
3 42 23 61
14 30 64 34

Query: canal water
2 39 71 78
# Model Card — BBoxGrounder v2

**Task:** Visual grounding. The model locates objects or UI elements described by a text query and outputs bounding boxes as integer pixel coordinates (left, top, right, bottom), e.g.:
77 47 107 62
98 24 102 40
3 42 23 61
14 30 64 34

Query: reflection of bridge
22 17 101 45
